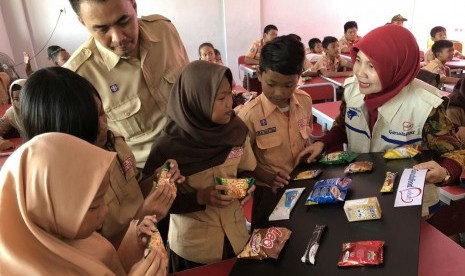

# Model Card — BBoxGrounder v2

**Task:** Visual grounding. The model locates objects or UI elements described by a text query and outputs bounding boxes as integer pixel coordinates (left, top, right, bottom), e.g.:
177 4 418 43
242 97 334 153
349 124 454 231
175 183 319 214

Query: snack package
380 171 397 193
237 227 292 260
154 162 177 197
343 197 382 222
383 145 420 159
344 161 373 174
215 177 255 199
320 151 358 165
337 241 384 266
301 225 326 264
294 169 323 180
269 188 305 221
144 230 167 259
305 177 352 205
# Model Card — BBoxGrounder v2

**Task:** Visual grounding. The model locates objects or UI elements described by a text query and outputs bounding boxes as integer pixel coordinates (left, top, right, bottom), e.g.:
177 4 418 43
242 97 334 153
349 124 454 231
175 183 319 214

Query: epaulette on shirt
140 14 171 23
63 40 93 72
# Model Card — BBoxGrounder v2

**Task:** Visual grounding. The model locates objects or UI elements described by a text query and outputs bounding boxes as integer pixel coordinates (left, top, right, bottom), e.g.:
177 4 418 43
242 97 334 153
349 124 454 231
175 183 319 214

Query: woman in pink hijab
297 25 465 217
0 133 167 275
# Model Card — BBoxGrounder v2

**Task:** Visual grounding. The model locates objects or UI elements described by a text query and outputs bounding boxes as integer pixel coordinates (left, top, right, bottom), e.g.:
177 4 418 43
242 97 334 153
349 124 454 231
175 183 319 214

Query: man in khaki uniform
65 0 189 167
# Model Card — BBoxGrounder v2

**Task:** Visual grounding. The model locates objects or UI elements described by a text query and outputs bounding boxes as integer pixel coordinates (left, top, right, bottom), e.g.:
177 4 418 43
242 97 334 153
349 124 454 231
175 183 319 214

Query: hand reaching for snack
197 185 233 208
136 215 158 248
154 159 185 184
129 247 167 276
271 171 290 194
140 182 176 219
240 184 256 207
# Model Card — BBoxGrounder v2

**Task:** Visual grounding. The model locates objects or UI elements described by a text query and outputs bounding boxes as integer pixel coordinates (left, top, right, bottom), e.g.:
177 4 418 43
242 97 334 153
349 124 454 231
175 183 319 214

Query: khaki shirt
422 58 447 79
102 132 144 240
169 137 257 264
64 15 189 167
313 54 350 72
245 39 265 61
238 90 313 177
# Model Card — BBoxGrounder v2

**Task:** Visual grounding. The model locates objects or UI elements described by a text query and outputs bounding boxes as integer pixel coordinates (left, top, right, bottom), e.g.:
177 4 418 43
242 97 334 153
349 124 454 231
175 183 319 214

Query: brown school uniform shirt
168 137 256 264
422 58 447 79
313 54 350 72
245 38 265 61
64 15 189 167
339 35 361 51
238 90 313 178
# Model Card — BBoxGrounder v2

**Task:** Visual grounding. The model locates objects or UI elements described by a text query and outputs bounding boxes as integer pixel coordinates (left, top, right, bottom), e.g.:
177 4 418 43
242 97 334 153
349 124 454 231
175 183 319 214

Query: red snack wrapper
337 240 384 267
237 227 292 260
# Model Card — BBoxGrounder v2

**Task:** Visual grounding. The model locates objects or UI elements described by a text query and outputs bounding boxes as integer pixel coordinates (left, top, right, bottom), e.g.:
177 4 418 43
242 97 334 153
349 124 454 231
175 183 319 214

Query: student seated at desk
244 24 278 65
425 26 465 63
339 21 362 54
0 133 167 275
0 79 26 150
423 40 460 85
297 25 465 218
313 36 353 78
306 37 323 55
238 35 313 193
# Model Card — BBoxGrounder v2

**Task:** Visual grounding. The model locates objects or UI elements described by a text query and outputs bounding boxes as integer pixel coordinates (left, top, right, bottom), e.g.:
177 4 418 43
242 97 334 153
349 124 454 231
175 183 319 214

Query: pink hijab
350 24 420 130
0 133 121 275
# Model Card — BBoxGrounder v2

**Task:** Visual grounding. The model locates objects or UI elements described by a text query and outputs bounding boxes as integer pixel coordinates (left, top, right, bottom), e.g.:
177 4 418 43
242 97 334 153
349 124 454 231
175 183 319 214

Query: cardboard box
344 197 382 222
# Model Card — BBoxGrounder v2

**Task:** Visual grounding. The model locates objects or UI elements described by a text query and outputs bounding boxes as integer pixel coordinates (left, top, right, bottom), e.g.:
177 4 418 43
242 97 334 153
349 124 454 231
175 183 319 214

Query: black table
231 152 432 276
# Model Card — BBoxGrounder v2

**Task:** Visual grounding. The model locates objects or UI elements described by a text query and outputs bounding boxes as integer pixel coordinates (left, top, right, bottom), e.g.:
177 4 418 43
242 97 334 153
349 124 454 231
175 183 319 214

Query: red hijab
350 25 420 130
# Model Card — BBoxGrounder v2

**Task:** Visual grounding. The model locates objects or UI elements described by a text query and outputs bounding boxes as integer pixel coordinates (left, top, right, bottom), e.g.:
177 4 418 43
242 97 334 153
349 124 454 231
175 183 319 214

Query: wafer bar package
344 161 373 174
301 225 326 264
380 171 397 193
294 169 322 180
305 177 352 205
144 230 167 259
337 240 384 266
154 162 177 197
269 188 305 221
383 145 420 159
319 151 358 164
237 227 292 260
215 177 255 199
343 197 382 222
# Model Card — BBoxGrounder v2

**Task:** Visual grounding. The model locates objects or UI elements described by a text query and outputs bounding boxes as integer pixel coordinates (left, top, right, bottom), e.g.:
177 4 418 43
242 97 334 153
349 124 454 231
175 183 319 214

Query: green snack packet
215 177 255 199
319 151 358 165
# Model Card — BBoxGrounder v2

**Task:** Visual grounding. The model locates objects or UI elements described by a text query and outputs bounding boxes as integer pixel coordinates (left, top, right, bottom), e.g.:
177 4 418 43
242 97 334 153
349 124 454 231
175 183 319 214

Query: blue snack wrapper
305 177 352 205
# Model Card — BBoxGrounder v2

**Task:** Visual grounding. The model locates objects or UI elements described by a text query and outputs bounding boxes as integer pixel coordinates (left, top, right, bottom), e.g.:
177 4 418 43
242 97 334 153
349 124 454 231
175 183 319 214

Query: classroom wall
0 0 464 81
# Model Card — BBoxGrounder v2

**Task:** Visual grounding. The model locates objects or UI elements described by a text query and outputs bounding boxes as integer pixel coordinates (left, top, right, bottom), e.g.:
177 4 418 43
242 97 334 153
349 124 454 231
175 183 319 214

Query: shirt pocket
256 132 283 166
158 70 179 107
106 96 142 138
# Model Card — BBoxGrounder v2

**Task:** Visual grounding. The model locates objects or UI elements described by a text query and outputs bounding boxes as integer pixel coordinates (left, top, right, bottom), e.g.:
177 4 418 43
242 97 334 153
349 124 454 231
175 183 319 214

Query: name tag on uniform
256 127 276 137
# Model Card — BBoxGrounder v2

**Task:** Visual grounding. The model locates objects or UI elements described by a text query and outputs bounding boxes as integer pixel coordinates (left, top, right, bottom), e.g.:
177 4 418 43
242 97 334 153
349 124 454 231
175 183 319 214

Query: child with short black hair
423 40 460 85
425 26 464 63
238 35 313 192
339 21 362 54
308 38 323 54
198 42 217 63
314 36 353 78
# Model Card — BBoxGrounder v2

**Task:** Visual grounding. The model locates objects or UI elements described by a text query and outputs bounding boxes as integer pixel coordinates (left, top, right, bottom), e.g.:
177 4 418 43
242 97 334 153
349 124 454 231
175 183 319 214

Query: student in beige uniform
238 35 313 192
20 67 182 248
423 40 460 85
424 26 465 63
65 0 189 167
339 21 362 54
245 24 278 65
144 61 256 272
314 36 353 78
0 132 167 275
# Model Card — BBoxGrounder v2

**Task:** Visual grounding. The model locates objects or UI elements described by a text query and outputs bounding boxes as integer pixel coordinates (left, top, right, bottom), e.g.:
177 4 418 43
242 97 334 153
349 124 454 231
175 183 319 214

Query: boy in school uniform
423 40 460 85
244 24 278 65
313 36 353 78
306 38 323 55
238 35 313 192
339 21 362 54
424 26 465 63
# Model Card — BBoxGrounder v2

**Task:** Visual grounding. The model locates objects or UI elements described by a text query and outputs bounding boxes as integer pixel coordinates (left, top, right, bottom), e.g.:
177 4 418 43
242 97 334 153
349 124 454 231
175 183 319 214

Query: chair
299 83 336 103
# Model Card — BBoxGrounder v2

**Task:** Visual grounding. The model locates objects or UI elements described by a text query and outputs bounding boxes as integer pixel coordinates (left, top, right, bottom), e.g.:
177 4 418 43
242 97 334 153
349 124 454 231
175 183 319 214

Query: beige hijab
0 132 122 275
8 78 26 131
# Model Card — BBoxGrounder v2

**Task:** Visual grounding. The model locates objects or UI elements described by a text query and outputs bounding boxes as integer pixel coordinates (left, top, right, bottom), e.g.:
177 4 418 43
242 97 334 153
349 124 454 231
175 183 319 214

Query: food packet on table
154 161 177 197
343 197 382 222
269 188 305 221
380 171 397 193
237 227 292 260
144 230 167 259
294 169 323 180
320 151 358 165
337 240 384 266
305 177 352 205
383 145 420 159
301 225 326 264
215 177 255 199
344 161 373 174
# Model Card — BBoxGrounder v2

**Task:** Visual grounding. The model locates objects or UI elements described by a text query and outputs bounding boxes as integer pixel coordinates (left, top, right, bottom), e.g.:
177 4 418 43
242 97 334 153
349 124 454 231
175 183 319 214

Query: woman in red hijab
297 25 465 217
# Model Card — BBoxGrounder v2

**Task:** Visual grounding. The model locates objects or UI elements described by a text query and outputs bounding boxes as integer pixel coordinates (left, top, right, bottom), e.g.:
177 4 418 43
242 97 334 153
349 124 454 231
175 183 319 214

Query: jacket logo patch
403 121 413 131
256 127 276 136
347 107 360 120
110 84 119 93
227 146 244 159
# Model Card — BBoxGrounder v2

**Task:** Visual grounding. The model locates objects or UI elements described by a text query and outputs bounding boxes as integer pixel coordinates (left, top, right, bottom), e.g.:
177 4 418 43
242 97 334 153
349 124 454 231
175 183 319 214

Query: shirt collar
261 91 301 118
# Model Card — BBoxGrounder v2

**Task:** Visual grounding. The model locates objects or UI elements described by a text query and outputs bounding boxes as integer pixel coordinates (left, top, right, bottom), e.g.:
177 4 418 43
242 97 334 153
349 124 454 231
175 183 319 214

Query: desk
299 76 337 102
446 58 465 70
170 220 465 276
320 75 348 87
239 64 258 91
312 101 340 131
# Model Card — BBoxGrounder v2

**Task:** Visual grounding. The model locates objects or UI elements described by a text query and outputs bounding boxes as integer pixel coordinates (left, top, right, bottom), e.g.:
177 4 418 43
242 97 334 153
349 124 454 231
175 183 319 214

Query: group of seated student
424 26 465 63
2 15 465 276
